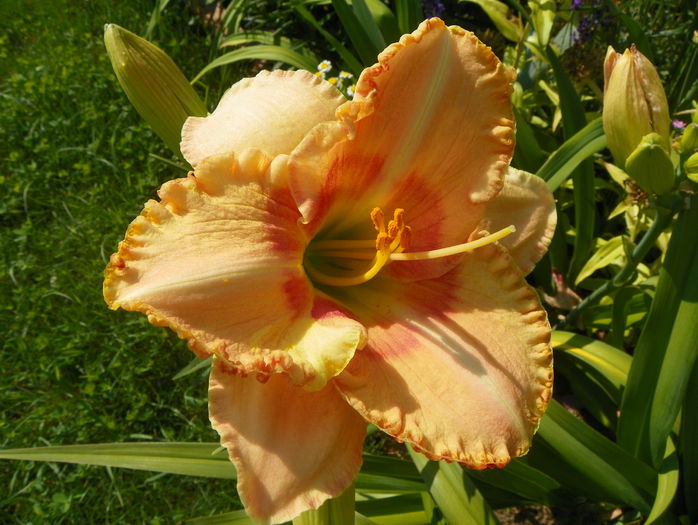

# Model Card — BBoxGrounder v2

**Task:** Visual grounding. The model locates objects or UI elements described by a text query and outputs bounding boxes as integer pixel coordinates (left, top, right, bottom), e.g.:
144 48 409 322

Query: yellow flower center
304 207 516 287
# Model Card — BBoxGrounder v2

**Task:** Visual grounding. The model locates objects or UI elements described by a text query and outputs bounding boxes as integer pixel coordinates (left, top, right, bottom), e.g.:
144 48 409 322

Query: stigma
304 207 515 287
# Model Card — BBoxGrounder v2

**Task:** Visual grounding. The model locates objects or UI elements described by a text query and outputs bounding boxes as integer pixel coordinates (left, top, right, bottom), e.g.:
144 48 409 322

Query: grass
2 0 695 523
0 1 243 522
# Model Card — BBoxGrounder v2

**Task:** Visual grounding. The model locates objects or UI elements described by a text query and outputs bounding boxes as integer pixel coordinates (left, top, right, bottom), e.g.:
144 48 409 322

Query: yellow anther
370 207 385 233
376 232 391 252
397 226 412 253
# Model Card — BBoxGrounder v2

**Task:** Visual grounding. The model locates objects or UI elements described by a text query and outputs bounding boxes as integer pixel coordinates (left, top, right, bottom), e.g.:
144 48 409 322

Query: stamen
304 206 516 287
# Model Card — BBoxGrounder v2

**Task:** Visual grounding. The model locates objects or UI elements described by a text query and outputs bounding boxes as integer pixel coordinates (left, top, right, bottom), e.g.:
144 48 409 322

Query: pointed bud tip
103 24 207 156
603 45 670 166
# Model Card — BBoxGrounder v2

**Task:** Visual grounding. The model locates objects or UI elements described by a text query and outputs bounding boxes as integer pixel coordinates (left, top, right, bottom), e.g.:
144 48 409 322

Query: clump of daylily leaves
103 19 556 523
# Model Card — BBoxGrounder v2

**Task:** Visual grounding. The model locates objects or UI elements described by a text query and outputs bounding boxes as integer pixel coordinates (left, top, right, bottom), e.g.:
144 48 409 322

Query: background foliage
1 0 697 524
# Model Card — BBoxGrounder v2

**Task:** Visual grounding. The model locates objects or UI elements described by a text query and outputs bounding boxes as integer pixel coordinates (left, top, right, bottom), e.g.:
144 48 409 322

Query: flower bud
602 45 671 167
104 24 207 156
680 123 698 153
685 151 698 183
624 133 675 195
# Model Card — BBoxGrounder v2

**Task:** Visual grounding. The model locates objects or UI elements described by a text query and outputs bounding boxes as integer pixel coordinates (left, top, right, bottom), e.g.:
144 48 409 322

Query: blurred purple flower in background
571 0 612 44
422 0 446 19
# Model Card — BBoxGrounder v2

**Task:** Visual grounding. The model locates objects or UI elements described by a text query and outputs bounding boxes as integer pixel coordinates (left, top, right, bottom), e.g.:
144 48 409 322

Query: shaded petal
478 168 557 274
333 240 553 468
104 150 365 388
209 359 366 524
181 70 345 167
290 18 515 278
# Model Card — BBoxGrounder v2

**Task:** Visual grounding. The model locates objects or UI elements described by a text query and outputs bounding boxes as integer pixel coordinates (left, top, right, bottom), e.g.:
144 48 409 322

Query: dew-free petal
104 150 365 388
181 70 345 167
290 18 515 281
333 241 553 467
209 359 366 524
478 168 557 275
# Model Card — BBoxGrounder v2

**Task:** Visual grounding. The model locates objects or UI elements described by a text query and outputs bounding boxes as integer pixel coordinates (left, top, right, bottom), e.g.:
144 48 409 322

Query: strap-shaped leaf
574 236 631 285
185 509 255 525
351 0 386 52
608 286 645 348
467 457 564 507
220 30 300 50
0 443 427 493
192 45 319 83
528 401 655 513
554 355 619 429
547 47 595 282
681 359 698 523
366 0 400 44
173 355 211 380
394 0 424 35
0 442 235 479
538 118 606 192
356 494 425 523
331 0 382 66
408 446 500 525
293 3 363 75
645 438 679 525
293 483 355 525
551 330 631 398
646 249 698 467
618 194 698 467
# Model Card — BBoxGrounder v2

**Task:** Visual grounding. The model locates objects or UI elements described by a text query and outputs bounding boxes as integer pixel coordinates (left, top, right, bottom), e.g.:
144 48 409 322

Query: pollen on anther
370 207 385 233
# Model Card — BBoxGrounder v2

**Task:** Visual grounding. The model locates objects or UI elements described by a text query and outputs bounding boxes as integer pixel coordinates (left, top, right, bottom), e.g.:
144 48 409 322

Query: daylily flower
104 19 555 524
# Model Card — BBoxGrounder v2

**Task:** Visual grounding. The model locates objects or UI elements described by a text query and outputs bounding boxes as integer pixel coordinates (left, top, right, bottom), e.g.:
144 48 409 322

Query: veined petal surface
333 241 553 467
290 18 515 279
181 70 345 167
478 168 557 274
209 359 366 525
104 150 365 388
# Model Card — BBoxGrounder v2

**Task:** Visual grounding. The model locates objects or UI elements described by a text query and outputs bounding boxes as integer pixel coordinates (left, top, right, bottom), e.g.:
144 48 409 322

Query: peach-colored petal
181 70 345 167
104 150 365 389
289 19 515 279
478 167 557 274
209 359 366 524
333 240 553 468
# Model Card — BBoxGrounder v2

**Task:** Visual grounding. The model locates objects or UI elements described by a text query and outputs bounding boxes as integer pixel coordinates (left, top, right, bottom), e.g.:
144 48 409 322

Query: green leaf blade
408 446 500 525
529 401 655 513
192 45 319 83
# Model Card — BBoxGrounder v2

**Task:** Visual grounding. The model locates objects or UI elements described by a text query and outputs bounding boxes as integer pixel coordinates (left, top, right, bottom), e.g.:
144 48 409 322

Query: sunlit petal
290 18 515 279
333 241 553 467
104 150 365 388
181 70 346 167
478 168 557 274
209 360 366 524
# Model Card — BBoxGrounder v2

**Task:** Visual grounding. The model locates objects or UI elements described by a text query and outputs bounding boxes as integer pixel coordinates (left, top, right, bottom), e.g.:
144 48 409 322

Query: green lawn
0 1 243 522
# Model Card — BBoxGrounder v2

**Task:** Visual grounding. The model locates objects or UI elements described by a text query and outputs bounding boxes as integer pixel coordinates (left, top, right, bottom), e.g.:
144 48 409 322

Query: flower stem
292 482 355 525
555 205 677 330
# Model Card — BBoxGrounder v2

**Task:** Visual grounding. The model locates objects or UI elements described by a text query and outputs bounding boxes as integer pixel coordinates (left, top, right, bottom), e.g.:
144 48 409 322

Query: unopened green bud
104 24 207 156
603 45 670 167
680 123 698 152
685 152 698 183
625 133 675 194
